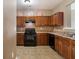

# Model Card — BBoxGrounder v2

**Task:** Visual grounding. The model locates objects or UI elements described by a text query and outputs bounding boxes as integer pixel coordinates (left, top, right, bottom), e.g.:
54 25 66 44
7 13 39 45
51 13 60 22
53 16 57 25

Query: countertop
17 32 75 40
49 32 75 40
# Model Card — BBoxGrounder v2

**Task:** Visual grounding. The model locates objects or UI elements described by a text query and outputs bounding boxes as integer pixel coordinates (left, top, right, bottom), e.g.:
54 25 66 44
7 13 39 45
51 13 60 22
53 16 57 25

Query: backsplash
35 26 54 32
17 26 63 32
53 26 63 31
53 26 75 35
17 26 54 32
17 26 75 34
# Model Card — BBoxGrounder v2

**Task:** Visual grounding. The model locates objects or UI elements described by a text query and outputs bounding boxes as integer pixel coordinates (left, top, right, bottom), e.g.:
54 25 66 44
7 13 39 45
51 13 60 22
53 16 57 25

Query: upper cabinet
17 16 36 27
35 16 41 26
26 16 35 20
17 16 26 27
50 12 64 26
17 12 63 27
17 16 50 27
35 16 50 26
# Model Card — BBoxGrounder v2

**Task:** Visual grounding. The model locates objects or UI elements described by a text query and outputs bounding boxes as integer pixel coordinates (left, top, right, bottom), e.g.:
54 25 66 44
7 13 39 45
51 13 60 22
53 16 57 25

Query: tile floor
16 46 63 59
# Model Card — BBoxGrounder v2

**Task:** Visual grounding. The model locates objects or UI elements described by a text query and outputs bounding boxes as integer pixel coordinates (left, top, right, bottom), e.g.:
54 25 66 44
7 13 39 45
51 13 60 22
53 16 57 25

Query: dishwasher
49 34 55 49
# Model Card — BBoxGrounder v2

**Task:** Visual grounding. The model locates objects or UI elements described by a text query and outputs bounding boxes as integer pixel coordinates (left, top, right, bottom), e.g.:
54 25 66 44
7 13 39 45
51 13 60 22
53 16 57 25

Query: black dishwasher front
49 34 55 49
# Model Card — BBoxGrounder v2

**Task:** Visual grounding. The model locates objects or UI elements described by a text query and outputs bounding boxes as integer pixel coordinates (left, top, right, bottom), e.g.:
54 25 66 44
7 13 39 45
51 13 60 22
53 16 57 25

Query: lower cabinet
62 38 71 59
71 40 75 59
55 35 75 59
17 33 24 46
17 33 48 46
37 33 48 45
55 36 63 56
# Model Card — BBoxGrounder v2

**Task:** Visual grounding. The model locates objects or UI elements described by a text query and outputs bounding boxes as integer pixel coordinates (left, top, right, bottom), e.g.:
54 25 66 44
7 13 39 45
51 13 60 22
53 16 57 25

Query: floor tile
16 46 63 59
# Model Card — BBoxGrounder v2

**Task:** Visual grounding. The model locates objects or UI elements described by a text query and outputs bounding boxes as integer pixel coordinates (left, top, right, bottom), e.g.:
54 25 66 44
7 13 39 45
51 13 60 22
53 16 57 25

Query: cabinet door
41 33 48 45
34 16 38 26
71 40 75 59
41 16 49 26
35 16 42 26
51 14 57 25
56 12 63 25
71 46 75 59
51 15 55 25
53 14 57 25
37 33 48 45
17 16 23 27
58 39 63 55
37 33 43 45
37 16 45 26
17 16 21 27
17 33 24 46
17 16 26 27
51 12 63 26
63 45 70 59
62 39 71 59
35 16 50 26
37 33 41 45
55 36 63 55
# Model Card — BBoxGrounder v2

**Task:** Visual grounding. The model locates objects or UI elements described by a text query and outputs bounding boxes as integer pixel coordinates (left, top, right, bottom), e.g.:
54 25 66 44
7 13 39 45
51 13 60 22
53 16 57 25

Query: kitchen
16 0 75 59
3 0 75 59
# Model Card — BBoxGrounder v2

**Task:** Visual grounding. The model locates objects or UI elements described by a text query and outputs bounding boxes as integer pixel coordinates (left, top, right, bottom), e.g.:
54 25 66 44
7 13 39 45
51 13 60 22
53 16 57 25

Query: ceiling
17 0 63 11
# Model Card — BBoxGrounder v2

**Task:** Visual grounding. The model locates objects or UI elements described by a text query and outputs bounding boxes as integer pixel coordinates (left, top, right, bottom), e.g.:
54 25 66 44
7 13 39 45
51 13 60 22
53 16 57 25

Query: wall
17 9 52 16
71 2 75 29
3 0 16 59
51 0 74 28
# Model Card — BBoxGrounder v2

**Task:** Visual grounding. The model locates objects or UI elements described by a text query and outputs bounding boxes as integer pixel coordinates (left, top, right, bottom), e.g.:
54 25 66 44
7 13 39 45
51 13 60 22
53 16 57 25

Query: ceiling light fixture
24 0 30 3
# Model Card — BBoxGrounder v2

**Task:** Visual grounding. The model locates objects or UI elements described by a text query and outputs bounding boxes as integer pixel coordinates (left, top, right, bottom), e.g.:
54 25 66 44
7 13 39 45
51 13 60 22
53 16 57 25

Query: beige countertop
49 32 75 40
17 31 75 40
17 32 49 33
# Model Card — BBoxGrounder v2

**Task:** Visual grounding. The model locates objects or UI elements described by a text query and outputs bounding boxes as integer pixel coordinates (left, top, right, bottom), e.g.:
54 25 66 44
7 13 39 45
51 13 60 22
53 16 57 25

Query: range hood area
25 19 35 23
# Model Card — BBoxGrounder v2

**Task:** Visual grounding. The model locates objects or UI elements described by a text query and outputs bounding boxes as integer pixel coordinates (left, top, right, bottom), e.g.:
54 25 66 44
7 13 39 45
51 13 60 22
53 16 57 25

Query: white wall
71 10 75 29
3 0 16 59
71 3 75 29
17 9 52 16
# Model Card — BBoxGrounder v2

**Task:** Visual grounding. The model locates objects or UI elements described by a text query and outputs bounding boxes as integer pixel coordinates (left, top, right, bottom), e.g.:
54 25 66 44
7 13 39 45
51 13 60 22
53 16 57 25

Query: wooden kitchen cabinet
37 33 48 45
71 40 75 59
55 35 63 56
51 15 55 25
17 16 50 27
17 33 24 46
55 35 75 59
40 16 50 26
62 38 71 59
35 16 50 26
17 16 26 27
35 16 42 26
17 16 23 27
26 16 35 20
50 12 64 26
17 16 36 27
